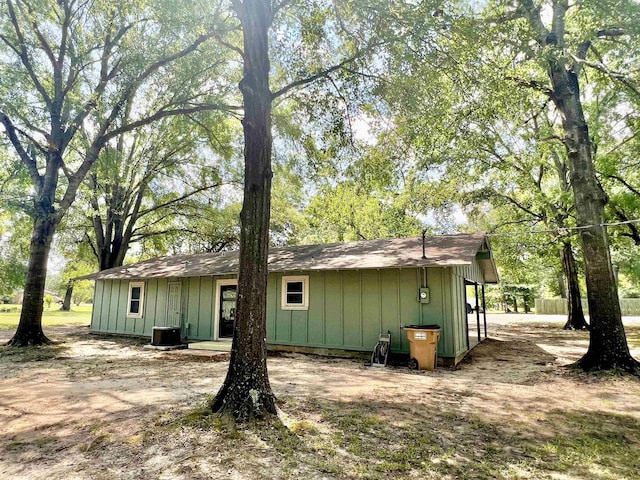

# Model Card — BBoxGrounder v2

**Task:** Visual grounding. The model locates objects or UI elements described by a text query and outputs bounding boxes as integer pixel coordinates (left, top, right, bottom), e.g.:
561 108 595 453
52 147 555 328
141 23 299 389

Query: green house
85 233 498 364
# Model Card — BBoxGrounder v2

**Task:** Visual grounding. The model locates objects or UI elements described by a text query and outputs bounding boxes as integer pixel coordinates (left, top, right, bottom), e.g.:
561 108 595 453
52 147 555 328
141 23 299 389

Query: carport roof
79 232 498 283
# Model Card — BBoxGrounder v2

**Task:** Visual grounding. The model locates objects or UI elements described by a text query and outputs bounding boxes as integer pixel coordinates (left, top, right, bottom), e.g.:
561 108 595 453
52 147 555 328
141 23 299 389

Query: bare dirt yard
1 319 639 480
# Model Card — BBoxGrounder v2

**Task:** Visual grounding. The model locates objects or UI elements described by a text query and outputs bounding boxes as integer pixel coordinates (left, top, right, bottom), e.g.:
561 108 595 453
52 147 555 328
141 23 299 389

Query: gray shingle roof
79 232 498 283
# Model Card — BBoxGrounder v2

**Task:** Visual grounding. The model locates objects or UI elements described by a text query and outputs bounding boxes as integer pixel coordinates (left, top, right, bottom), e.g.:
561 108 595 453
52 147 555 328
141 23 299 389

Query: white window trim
281 275 309 310
126 281 145 318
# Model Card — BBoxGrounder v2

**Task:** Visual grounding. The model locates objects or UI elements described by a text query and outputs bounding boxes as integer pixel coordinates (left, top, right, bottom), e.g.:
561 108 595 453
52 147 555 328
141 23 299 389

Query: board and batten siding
90 266 478 359
266 267 457 357
91 278 169 337
183 274 235 340
453 260 485 286
449 258 487 359
91 275 239 340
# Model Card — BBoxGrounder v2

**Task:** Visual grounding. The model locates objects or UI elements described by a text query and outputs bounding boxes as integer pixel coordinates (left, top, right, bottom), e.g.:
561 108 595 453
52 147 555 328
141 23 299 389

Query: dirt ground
1 319 639 480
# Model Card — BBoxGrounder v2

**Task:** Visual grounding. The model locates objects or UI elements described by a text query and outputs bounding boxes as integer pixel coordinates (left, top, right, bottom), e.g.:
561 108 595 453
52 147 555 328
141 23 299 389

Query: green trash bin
403 324 441 371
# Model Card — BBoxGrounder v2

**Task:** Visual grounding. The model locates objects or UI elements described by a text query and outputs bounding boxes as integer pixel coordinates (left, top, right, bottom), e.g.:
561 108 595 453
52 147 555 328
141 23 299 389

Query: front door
218 284 237 338
167 282 182 327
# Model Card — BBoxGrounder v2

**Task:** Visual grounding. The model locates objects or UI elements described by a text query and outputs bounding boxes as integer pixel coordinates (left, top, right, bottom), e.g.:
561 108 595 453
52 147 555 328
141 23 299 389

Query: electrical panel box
418 287 430 304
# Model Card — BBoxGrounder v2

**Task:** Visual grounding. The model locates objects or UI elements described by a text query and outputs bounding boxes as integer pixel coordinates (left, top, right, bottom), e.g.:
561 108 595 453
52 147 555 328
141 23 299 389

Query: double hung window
127 282 145 318
281 276 309 310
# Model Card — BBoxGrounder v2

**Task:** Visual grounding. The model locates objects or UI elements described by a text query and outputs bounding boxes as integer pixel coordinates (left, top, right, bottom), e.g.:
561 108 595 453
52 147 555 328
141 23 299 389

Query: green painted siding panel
452 271 462 356
324 271 343 346
91 281 104 331
446 268 469 359
266 276 277 342
273 274 291 343
421 270 444 325
115 281 124 333
399 269 420 353
144 279 158 336
275 310 292 344
306 272 324 345
291 310 308 344
361 271 381 352
107 281 119 332
155 279 168 327
99 280 111 332
417 268 447 356
446 270 455 357
133 280 148 336
342 270 362 348
454 272 469 358
197 277 214 340
442 268 456 357
454 260 484 285
115 280 123 332
380 269 401 351
187 277 201 337
120 281 134 334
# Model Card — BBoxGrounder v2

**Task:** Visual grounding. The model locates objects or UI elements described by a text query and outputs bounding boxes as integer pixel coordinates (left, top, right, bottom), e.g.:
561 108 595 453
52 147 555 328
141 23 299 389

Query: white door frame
214 279 238 340
166 281 182 327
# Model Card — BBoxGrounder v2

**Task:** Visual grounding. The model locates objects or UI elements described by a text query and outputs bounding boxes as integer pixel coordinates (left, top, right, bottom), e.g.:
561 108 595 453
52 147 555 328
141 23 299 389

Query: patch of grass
0 343 69 362
79 434 109 453
529 411 640 480
123 432 151 445
5 436 57 451
116 383 640 479
0 305 92 329
258 419 307 458
163 399 310 474
289 420 319 435
159 397 243 439
307 457 342 475
319 403 446 477
312 400 640 479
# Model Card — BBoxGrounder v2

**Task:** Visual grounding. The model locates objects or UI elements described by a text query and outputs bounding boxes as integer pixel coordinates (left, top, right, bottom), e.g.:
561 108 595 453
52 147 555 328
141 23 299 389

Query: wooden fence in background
535 298 640 316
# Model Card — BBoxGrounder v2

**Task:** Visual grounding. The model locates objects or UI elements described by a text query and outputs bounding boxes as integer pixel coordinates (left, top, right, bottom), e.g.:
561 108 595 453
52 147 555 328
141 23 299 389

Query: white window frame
126 281 145 318
281 275 309 310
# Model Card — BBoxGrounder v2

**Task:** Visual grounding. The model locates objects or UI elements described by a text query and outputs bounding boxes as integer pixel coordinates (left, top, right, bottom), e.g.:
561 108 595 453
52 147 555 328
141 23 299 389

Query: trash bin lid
403 324 441 330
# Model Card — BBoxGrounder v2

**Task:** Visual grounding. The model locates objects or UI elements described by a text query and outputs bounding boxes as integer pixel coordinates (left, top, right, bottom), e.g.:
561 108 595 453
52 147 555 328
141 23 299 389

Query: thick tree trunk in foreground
7 216 57 346
520 0 638 372
561 242 589 330
548 54 638 372
210 0 277 421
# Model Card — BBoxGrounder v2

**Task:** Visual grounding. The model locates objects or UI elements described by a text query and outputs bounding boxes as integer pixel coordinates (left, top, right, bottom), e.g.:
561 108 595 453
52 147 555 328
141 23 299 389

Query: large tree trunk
558 272 567 298
547 54 638 372
561 242 589 330
7 216 57 346
210 0 277 421
60 283 73 311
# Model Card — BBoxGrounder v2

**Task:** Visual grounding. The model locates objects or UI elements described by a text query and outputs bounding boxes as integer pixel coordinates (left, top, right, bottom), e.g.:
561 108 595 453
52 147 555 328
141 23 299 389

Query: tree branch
134 183 222 218
517 0 549 45
271 43 384 100
571 55 640 99
493 191 545 220
504 75 553 96
0 111 42 188
104 104 231 142
5 0 53 108
605 174 640 198
84 231 101 264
